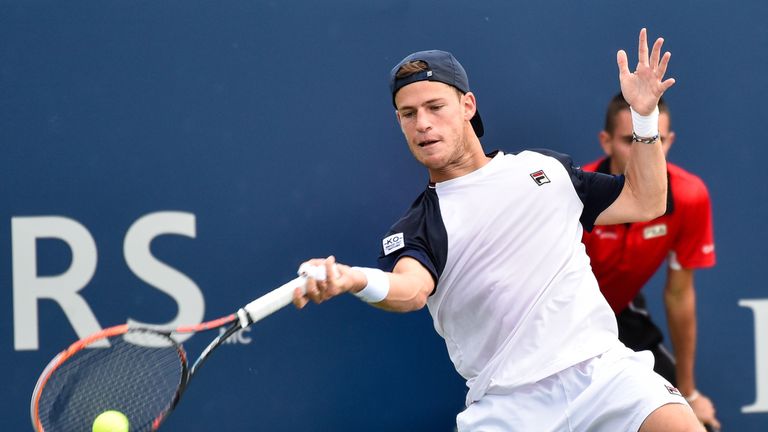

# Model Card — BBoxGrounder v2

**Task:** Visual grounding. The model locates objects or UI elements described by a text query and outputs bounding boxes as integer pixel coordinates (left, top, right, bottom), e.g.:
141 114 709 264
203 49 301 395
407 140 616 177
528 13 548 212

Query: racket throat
236 308 252 328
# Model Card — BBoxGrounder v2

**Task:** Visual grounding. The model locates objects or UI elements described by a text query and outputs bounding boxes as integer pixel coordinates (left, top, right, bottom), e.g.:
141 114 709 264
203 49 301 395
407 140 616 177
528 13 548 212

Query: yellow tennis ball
92 410 130 432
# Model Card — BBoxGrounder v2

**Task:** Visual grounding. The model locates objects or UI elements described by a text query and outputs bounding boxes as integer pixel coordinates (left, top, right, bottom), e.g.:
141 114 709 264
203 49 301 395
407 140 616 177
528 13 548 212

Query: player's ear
598 131 613 156
463 92 477 121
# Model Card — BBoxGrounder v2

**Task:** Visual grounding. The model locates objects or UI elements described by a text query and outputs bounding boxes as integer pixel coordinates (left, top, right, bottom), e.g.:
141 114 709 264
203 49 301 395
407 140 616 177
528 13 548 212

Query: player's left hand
689 392 721 431
617 28 676 115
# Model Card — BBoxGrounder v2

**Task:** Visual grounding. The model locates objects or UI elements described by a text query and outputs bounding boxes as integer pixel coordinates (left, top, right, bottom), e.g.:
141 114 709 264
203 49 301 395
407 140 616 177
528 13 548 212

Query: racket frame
31 270 314 431
31 325 187 432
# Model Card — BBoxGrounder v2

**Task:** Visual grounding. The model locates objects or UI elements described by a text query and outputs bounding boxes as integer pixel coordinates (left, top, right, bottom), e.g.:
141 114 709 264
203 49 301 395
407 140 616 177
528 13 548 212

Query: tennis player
582 93 720 430
293 29 703 431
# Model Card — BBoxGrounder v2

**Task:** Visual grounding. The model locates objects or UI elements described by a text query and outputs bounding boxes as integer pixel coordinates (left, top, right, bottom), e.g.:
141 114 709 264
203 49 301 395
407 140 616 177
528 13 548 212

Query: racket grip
237 264 331 327
298 262 332 281
238 275 306 327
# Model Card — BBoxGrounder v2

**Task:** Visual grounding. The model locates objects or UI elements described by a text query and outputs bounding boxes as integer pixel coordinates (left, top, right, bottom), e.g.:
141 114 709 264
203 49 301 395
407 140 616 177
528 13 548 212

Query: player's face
600 109 673 174
394 81 476 177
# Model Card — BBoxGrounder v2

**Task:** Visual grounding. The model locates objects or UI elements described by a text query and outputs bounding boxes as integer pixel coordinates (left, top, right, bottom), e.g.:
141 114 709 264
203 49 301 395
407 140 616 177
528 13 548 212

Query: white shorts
456 345 691 432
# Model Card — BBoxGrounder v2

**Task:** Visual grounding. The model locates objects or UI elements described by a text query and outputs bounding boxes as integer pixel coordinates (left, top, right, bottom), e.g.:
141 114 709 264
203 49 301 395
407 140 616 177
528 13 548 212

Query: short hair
604 92 670 134
396 60 429 79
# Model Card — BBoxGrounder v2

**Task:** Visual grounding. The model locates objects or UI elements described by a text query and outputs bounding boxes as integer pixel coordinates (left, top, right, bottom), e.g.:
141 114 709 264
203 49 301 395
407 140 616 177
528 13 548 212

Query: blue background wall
2 0 766 430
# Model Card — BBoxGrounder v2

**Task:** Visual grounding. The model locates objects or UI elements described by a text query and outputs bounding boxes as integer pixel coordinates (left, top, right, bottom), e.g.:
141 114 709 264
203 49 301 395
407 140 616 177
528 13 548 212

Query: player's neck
428 139 489 183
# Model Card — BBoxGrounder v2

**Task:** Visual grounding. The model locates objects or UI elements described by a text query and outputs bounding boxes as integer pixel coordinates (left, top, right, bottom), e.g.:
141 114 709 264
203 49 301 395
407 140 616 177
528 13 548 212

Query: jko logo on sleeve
383 233 405 255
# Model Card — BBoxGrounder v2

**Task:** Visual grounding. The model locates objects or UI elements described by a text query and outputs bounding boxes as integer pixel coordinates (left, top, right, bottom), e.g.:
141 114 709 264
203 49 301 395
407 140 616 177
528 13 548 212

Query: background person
582 92 720 430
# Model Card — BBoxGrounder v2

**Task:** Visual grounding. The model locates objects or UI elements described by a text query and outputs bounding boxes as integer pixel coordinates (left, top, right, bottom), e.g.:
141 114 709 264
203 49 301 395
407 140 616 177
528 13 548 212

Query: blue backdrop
2 0 766 430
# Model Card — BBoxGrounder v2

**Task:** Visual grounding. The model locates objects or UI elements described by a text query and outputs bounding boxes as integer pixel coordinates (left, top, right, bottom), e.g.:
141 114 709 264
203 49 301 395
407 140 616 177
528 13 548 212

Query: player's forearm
624 139 667 220
665 279 698 395
368 271 432 313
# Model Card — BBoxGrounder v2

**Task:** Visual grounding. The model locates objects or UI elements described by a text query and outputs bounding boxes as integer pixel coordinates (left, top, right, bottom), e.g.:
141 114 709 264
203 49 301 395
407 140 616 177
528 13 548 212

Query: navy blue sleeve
529 149 625 232
376 189 448 289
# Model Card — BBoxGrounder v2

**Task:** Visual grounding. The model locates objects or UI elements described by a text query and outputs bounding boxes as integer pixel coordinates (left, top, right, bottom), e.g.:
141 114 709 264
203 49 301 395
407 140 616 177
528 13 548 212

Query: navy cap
389 50 484 137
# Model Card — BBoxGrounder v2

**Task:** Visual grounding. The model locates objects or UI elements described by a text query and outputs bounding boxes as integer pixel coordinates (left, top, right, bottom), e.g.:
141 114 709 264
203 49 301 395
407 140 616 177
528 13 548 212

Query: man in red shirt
582 93 720 430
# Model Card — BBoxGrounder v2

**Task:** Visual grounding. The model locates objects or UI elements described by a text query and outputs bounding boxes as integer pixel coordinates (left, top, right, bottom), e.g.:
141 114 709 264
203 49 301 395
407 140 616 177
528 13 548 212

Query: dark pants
616 292 677 386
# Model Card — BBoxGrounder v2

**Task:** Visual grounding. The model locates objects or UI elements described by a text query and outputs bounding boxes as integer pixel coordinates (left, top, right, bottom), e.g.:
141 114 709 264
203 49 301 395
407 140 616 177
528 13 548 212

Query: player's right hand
292 256 363 309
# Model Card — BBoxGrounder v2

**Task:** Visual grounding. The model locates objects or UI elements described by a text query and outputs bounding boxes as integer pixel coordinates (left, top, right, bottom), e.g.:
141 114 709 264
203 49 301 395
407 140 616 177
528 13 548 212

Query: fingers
305 268 330 304
291 276 321 307
649 37 664 68
708 419 722 431
657 51 672 79
690 395 720 431
292 286 309 309
294 256 343 307
616 49 630 77
319 256 341 299
636 29 670 74
702 396 721 431
324 255 340 281
660 77 676 92
637 28 648 66
619 28 676 109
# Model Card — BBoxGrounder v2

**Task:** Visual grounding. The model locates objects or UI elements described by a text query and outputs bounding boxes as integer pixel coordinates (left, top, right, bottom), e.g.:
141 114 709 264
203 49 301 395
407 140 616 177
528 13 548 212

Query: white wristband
684 390 701 403
630 106 659 138
351 267 390 303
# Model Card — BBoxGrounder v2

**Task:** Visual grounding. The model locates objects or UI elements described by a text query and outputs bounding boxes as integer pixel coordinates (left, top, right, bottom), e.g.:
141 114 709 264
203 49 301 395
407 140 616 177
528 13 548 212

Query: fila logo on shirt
530 170 551 186
665 384 682 397
643 223 668 239
383 232 405 255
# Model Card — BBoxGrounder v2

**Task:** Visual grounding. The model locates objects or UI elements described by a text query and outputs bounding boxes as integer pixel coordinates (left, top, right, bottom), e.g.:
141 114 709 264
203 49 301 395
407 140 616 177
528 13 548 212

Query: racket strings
35 330 185 432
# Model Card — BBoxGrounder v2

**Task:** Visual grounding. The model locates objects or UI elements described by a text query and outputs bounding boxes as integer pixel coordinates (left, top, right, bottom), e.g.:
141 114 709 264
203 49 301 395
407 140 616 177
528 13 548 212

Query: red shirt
581 158 716 313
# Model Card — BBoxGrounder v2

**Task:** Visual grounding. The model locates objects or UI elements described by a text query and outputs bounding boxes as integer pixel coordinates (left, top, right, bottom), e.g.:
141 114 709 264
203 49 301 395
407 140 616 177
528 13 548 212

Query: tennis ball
92 410 130 432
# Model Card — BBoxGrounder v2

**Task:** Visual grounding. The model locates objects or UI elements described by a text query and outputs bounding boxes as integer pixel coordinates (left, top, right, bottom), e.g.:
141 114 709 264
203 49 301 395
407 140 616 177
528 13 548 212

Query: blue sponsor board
2 1 766 430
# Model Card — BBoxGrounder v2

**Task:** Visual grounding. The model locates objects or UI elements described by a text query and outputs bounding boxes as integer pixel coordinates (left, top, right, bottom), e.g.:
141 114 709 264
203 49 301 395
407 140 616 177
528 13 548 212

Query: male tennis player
293 29 703 431
582 93 720 430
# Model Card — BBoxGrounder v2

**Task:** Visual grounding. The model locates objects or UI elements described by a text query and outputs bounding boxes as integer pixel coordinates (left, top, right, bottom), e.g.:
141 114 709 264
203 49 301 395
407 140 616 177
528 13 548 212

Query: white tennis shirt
378 150 625 406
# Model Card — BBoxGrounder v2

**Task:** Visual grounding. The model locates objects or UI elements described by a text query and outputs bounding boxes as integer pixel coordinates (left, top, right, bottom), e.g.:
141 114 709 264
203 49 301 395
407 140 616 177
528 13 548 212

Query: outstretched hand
617 28 675 115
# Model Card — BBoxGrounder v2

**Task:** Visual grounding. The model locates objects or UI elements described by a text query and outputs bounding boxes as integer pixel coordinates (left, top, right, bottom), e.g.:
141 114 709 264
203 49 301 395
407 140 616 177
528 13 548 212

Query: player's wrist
630 106 659 141
684 389 701 403
350 267 390 303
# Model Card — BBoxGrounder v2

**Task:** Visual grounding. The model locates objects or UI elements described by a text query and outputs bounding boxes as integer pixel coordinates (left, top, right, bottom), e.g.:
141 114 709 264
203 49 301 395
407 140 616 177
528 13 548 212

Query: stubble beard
423 130 471 178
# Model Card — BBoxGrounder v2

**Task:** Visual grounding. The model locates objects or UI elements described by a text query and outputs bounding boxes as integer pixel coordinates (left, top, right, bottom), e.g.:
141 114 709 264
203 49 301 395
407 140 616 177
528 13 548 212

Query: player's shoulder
667 162 711 204
389 187 439 229
508 148 577 170
514 147 571 160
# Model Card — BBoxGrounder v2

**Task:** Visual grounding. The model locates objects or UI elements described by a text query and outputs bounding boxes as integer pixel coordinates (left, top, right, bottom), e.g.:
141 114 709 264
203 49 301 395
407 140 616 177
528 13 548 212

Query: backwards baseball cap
389 50 484 138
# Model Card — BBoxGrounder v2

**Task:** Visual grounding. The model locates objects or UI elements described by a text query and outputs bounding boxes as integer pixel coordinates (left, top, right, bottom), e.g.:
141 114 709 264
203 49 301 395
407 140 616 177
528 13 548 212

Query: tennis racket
30 264 328 432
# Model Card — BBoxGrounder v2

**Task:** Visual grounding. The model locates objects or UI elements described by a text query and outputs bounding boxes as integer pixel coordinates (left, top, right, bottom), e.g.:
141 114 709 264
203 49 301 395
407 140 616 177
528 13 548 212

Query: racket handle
237 264 330 327
238 276 305 327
